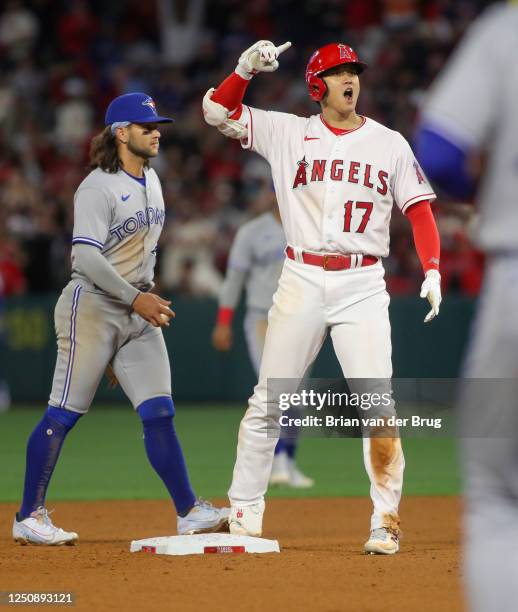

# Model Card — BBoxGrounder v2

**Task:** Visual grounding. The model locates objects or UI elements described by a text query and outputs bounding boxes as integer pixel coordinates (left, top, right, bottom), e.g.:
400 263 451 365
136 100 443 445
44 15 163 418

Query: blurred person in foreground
417 2 518 610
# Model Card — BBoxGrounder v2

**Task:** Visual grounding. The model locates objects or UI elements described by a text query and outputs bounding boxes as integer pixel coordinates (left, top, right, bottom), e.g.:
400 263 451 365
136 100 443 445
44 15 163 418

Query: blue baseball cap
105 92 174 128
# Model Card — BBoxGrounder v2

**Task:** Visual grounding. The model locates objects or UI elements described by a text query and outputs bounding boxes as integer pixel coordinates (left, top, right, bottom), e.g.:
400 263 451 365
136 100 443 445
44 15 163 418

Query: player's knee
137 396 175 422
46 405 83 431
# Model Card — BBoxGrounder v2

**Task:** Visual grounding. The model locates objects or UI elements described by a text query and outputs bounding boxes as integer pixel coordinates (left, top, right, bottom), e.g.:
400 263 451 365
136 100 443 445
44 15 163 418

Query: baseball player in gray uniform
212 198 314 488
417 3 518 610
12 92 228 545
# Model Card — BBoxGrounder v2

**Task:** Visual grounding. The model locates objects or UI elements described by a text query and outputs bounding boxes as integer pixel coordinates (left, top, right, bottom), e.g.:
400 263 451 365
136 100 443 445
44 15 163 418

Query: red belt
286 246 378 271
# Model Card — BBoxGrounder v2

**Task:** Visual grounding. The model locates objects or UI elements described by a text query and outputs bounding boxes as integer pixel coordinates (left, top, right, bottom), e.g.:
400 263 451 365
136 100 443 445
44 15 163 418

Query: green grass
0 404 460 503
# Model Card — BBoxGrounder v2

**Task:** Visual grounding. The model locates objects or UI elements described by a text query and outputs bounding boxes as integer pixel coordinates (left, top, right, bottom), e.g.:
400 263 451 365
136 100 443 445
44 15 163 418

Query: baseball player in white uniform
203 40 442 554
417 2 518 608
12 92 228 545
212 199 314 488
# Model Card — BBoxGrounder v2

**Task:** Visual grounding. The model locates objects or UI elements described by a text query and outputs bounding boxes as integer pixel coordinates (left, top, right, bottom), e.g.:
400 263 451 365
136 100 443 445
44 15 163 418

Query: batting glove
236 40 292 80
420 269 442 323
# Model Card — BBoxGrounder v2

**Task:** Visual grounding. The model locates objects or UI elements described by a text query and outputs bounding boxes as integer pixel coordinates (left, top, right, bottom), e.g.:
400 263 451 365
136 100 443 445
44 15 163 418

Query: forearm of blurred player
216 267 248 326
72 244 140 305
405 200 440 273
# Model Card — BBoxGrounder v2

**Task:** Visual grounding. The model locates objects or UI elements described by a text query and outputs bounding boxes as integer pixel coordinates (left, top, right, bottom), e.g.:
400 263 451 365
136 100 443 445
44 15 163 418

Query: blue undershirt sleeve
415 126 475 200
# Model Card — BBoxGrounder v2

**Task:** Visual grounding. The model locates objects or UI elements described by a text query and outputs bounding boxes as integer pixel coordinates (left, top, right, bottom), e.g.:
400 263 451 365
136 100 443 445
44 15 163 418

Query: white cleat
229 501 265 537
288 460 314 488
269 453 290 486
177 499 230 535
13 507 78 546
364 527 400 555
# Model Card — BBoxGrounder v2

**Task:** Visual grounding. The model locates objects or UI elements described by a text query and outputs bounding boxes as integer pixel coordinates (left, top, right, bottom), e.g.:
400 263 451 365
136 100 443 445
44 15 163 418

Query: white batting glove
202 88 248 140
236 40 292 80
420 269 442 323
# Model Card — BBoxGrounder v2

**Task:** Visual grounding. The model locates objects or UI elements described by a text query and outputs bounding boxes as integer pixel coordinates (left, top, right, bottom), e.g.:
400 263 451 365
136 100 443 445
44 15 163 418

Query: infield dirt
1 496 462 611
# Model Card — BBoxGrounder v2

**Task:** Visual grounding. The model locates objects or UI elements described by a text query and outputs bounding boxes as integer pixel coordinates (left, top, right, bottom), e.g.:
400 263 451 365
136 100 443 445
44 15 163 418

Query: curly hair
88 127 151 173
88 127 120 173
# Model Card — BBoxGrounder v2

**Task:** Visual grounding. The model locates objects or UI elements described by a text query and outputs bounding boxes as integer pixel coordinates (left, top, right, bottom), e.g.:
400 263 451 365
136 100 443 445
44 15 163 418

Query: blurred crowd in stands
0 0 487 301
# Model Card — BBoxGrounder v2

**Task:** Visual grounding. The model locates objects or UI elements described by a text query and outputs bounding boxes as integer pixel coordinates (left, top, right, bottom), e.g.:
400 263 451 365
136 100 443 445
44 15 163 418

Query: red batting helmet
305 43 367 102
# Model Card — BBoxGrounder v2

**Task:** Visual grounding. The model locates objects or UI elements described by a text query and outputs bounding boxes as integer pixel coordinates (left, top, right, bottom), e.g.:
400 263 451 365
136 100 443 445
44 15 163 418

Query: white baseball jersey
71 167 165 288
239 107 435 257
422 4 518 253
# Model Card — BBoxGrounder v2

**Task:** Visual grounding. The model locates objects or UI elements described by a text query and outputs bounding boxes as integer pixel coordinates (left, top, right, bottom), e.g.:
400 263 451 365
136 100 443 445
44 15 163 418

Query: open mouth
344 87 353 100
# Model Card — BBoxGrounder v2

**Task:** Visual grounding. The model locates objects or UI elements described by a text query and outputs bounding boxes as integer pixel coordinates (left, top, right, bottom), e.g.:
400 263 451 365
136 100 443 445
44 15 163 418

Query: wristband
217 307 234 326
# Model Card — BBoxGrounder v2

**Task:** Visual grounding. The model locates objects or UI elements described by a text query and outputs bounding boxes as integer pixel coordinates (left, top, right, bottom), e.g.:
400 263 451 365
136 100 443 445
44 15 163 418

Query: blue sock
284 440 297 459
138 397 196 517
19 406 82 519
274 438 286 455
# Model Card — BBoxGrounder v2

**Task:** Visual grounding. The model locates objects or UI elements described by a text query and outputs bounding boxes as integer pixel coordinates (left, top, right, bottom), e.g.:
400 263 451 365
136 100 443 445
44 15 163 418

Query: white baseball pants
229 257 404 530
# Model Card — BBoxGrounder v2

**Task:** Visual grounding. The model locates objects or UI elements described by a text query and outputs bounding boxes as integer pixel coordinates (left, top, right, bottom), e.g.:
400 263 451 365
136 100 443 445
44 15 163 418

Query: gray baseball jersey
71 167 165 295
219 211 286 313
49 166 170 413
422 4 518 252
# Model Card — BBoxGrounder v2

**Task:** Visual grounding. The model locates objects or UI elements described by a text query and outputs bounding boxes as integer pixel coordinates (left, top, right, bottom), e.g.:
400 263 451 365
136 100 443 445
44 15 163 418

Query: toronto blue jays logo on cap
142 97 157 115
104 92 174 126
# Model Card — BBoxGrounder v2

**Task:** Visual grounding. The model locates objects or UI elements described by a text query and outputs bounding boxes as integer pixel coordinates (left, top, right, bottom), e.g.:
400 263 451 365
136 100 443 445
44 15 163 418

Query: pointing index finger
276 41 292 56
